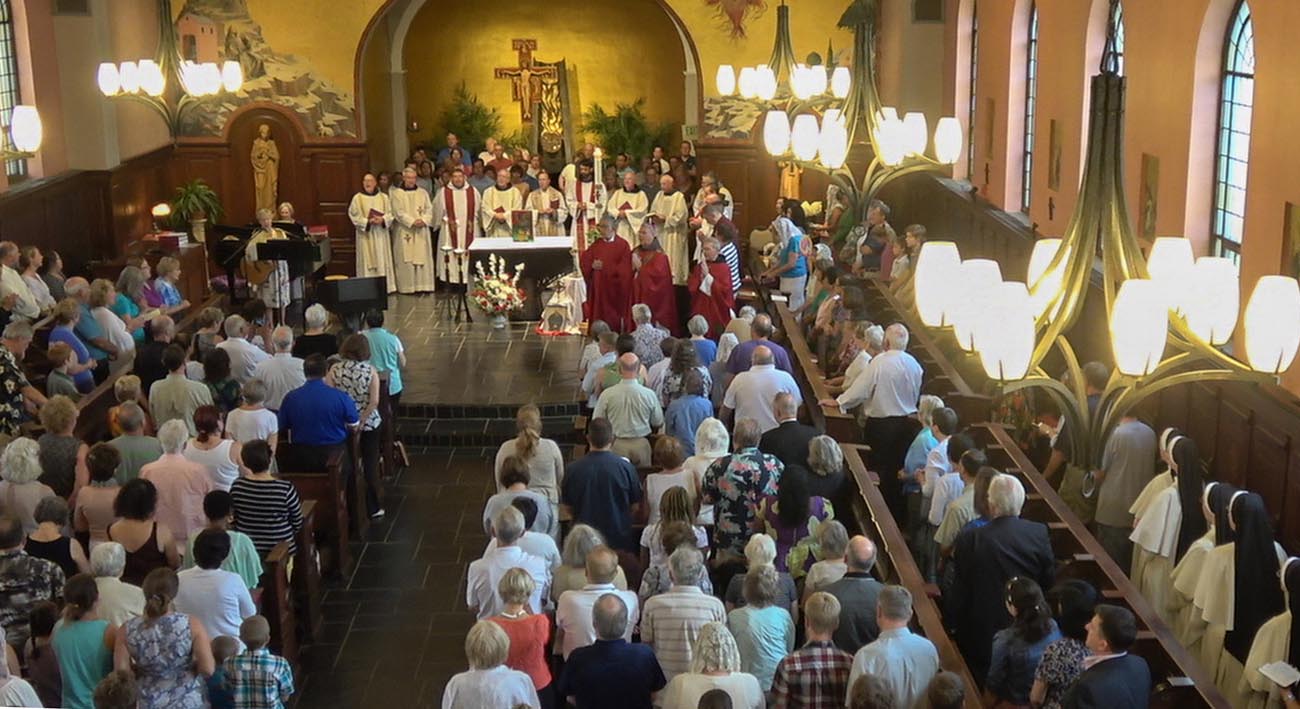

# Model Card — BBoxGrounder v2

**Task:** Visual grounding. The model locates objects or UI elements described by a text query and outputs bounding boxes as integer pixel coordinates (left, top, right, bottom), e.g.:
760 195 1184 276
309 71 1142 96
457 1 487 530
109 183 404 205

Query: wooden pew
841 443 983 708
293 500 324 643
975 423 1230 708
771 301 861 444
261 540 298 674
280 446 353 576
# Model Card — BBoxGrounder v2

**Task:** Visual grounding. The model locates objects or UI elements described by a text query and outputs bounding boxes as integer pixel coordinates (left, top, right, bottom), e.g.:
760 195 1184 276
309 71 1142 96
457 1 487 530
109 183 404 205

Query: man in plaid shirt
770 592 853 708
224 615 295 709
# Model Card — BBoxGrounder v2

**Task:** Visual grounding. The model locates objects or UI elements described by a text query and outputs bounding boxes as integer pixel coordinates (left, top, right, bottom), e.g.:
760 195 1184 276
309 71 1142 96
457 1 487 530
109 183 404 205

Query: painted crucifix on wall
495 39 559 123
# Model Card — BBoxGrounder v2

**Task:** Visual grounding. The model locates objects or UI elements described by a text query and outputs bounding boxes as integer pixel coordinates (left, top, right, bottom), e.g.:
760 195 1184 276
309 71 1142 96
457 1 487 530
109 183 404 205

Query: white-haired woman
0 438 56 533
708 333 739 410
552 524 628 603
90 542 146 626
441 620 540 709
660 621 763 709
89 278 137 355
723 534 799 621
684 417 729 526
687 314 718 366
139 419 215 547
727 564 794 691
291 303 337 360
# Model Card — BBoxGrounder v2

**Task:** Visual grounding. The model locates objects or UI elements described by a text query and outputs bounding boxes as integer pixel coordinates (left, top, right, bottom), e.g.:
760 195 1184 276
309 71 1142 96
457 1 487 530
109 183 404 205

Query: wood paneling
695 140 779 239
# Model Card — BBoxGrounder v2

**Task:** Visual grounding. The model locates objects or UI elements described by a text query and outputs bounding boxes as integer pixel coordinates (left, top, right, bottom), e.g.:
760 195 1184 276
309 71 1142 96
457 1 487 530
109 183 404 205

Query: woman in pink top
138 420 214 548
75 444 121 550
489 568 552 707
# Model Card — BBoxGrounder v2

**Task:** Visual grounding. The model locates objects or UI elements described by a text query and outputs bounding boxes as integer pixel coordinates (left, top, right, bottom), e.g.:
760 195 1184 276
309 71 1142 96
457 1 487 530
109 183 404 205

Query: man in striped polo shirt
640 546 726 682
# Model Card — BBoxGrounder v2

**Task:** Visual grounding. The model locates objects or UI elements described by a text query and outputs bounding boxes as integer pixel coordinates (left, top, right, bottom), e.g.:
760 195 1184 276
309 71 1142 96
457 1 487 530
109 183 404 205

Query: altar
468 236 580 321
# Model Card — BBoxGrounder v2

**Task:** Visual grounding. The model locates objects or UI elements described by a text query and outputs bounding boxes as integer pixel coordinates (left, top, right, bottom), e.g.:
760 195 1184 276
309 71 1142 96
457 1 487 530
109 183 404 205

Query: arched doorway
356 0 703 168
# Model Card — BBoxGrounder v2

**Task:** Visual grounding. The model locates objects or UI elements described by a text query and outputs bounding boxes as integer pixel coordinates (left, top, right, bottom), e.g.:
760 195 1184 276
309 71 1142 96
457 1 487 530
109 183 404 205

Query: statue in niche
251 124 280 214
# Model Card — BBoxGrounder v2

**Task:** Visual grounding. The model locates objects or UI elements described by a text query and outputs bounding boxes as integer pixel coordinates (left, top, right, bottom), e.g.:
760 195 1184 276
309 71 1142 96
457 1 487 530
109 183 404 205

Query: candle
594 147 603 186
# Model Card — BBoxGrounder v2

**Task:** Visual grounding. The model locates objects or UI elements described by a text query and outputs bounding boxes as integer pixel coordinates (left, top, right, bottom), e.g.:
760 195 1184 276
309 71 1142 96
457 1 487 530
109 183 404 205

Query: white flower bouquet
471 254 526 315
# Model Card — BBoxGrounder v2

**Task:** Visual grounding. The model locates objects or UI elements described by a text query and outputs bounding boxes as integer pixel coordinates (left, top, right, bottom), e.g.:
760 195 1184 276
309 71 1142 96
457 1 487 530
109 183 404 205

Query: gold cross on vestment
494 39 558 123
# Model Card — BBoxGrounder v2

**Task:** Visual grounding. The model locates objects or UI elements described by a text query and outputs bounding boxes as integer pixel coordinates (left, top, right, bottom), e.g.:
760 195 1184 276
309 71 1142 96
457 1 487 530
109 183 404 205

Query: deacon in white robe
432 166 481 285
693 173 735 221
389 166 437 294
649 174 690 286
526 171 568 237
566 159 607 253
480 169 523 239
606 171 648 249
348 173 397 293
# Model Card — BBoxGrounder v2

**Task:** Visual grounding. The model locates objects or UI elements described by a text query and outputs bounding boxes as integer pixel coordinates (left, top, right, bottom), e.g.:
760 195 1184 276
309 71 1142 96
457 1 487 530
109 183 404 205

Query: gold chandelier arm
1103 368 1269 438
112 94 178 133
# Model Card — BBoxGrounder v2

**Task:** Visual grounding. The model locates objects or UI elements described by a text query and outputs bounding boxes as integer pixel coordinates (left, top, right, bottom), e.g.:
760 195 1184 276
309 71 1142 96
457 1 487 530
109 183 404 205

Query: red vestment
632 248 680 335
688 259 735 339
581 236 633 332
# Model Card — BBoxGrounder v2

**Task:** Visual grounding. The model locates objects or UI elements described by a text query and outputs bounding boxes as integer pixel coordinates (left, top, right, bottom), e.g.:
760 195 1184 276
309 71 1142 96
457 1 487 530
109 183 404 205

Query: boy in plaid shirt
224 615 295 708
770 592 853 708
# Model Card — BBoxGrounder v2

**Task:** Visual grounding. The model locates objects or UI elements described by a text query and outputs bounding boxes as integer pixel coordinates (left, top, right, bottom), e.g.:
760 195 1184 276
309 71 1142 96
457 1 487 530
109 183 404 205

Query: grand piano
209 222 332 304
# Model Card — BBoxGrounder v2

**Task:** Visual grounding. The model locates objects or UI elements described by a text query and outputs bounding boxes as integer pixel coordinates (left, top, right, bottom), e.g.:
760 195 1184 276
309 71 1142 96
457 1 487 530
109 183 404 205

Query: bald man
592 353 663 467
555 546 640 658
721 345 802 433
759 390 820 469
823 536 884 654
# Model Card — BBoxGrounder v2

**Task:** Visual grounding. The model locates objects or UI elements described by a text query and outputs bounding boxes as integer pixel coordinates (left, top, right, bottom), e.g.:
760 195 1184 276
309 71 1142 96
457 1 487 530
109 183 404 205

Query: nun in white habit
1168 482 1220 656
1128 428 1180 586
1241 557 1300 709
1217 491 1286 706
1129 433 1207 626
1191 484 1245 679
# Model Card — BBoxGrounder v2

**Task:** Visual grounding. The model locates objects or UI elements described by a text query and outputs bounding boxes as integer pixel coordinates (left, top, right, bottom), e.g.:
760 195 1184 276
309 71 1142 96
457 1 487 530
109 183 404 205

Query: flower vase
491 314 507 329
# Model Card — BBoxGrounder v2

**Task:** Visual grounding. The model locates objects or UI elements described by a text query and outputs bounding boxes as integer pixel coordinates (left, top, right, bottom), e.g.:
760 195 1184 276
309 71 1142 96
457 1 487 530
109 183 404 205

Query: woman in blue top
987 577 1061 707
760 211 809 311
53 573 117 709
48 299 98 393
111 266 150 343
362 309 406 410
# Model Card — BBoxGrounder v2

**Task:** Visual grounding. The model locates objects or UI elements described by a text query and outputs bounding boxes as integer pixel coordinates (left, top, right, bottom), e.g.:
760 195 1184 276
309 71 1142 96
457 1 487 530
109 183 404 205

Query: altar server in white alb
606 170 648 248
432 166 481 284
480 167 523 239
649 173 689 285
526 170 568 237
566 158 606 252
348 173 397 293
389 166 437 294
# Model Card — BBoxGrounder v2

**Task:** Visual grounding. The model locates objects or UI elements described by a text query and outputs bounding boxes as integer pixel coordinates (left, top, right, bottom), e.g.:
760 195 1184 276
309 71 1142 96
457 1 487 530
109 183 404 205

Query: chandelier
95 0 244 140
714 0 961 215
909 7 1300 467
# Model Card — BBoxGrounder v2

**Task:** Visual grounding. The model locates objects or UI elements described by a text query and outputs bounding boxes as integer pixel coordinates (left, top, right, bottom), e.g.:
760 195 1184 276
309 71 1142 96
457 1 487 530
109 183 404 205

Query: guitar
242 227 286 285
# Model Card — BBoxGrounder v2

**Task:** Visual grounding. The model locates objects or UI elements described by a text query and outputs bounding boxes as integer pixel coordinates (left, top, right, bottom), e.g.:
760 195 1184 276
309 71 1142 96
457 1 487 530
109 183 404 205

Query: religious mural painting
493 39 573 168
175 0 358 137
706 0 768 39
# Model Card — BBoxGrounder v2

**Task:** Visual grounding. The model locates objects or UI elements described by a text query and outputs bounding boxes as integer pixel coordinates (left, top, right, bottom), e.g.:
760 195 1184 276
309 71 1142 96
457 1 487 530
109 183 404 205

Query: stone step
393 415 583 448
394 401 582 421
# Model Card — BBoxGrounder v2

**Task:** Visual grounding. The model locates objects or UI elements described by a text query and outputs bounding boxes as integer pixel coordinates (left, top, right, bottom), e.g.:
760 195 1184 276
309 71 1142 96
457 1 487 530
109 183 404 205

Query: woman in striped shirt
229 440 303 556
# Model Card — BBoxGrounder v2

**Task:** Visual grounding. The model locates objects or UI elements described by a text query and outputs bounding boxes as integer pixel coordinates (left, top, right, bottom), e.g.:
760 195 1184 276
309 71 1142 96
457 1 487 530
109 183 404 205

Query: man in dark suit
947 473 1055 680
759 391 818 469
1063 604 1151 708
824 535 883 654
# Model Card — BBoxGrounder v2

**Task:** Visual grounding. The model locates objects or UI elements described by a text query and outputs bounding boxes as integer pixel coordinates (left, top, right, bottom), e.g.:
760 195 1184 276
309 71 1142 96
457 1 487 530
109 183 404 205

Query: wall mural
706 0 767 39
176 0 357 137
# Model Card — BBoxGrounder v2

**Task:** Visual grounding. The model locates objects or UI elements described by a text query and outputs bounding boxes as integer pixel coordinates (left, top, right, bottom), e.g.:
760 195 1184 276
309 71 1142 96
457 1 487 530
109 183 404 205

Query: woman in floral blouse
1030 579 1099 709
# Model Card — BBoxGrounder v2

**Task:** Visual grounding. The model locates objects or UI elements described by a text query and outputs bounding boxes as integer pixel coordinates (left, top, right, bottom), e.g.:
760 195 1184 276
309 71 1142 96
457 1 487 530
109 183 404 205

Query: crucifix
494 39 558 123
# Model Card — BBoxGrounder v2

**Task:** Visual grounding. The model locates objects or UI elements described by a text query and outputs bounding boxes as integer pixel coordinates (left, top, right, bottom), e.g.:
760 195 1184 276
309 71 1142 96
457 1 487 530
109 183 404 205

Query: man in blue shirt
664 369 713 455
725 314 793 376
558 593 665 708
66 277 117 383
562 418 642 552
435 133 473 166
277 355 358 473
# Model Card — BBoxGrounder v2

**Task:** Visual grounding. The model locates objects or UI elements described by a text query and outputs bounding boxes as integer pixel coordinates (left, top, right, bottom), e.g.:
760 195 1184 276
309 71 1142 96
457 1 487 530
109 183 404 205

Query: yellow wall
401 0 686 147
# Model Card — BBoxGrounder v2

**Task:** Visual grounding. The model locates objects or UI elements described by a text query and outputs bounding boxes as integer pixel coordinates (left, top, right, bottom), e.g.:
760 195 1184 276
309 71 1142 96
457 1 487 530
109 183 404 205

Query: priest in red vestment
631 222 680 335
688 237 735 338
581 218 634 332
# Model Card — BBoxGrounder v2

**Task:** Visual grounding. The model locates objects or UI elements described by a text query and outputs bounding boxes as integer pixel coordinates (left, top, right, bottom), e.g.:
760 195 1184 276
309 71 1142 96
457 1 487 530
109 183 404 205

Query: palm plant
169 178 223 228
439 82 503 156
580 99 673 162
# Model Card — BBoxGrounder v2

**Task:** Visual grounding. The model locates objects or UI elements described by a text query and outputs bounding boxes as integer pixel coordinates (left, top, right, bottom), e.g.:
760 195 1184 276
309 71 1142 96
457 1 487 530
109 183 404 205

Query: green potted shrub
439 82 503 156
170 179 224 243
580 99 674 163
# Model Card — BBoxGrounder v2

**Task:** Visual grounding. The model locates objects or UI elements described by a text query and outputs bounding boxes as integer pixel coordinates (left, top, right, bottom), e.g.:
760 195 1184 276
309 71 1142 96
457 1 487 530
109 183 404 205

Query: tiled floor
293 299 585 706
384 294 585 406
294 448 496 707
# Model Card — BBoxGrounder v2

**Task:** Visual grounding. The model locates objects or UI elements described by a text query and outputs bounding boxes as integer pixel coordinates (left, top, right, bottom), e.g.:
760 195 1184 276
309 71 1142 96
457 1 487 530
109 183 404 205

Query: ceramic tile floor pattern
293 296 586 706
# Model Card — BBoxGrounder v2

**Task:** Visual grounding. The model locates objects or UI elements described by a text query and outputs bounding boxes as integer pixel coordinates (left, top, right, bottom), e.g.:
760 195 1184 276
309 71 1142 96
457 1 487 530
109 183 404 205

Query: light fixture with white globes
934 117 963 165
737 67 757 99
949 259 1004 352
96 0 245 139
1245 276 1300 375
715 65 736 96
789 114 820 161
1185 256 1239 345
830 67 851 98
976 282 1035 381
8 106 41 154
763 111 791 156
1110 279 1169 376
1146 236 1195 314
913 241 963 328
901 113 928 156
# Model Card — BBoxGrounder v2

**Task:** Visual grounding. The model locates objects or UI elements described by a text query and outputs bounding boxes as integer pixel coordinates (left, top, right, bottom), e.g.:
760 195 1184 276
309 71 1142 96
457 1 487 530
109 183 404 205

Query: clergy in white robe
432 167 481 285
566 160 607 254
389 166 437 294
606 171 648 249
1240 557 1299 709
693 174 735 221
480 169 523 239
649 174 690 286
526 171 568 237
348 173 397 293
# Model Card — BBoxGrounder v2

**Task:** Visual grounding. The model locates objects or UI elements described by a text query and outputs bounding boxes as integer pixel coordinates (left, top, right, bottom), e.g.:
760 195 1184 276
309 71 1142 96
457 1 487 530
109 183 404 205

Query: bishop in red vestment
631 222 680 335
688 238 735 339
581 220 634 332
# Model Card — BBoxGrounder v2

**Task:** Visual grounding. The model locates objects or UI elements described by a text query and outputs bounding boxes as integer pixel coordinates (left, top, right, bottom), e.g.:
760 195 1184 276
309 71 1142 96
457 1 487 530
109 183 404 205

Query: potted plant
471 254 526 328
439 82 503 157
170 179 224 243
580 99 674 162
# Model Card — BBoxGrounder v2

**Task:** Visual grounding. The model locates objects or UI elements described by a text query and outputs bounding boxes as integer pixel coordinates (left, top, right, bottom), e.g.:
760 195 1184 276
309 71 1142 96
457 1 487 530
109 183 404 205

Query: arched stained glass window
1211 0 1254 266
0 1 24 179
1021 3 1038 213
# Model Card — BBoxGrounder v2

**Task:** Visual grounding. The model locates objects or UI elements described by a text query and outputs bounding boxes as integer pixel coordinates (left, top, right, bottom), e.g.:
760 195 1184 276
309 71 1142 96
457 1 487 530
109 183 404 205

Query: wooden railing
771 302 860 443
841 443 983 707
279 444 354 576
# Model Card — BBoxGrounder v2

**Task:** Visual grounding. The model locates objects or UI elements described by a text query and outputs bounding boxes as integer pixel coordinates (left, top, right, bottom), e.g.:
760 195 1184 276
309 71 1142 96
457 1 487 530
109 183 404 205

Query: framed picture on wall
1048 119 1063 191
1284 202 1300 278
984 97 997 154
1139 153 1160 245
